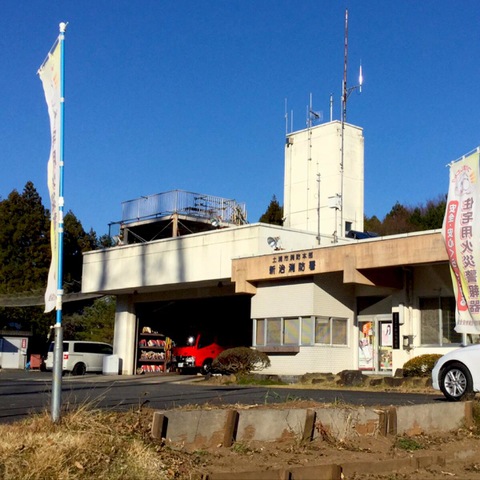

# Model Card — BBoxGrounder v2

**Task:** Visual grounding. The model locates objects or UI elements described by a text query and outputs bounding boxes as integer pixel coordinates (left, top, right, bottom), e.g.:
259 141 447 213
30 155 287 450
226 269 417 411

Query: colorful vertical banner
39 39 61 313
442 149 480 334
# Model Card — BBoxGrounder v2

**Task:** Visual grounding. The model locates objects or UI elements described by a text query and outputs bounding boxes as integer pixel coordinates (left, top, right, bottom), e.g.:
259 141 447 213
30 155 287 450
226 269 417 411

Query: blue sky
1 1 480 236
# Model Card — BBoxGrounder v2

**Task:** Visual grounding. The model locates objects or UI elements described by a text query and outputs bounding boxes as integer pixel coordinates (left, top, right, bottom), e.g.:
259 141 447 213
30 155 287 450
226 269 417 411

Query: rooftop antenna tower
339 8 363 239
330 93 334 122
285 98 288 135
306 93 322 128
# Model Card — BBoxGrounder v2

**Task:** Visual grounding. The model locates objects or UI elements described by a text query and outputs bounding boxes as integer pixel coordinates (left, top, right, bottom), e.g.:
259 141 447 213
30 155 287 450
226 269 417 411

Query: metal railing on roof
120 190 247 226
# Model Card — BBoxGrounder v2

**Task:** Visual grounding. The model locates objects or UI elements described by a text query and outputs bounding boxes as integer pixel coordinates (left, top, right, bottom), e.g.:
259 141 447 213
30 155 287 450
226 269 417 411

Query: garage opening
134 295 252 374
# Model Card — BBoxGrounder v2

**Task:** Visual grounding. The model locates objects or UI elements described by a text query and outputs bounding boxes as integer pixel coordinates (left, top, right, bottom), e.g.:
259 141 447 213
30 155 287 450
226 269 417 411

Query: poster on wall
359 321 374 370
381 323 392 347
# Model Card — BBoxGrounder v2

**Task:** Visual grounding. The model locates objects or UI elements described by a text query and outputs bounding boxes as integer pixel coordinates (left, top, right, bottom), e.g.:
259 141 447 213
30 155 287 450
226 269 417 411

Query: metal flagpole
51 22 67 423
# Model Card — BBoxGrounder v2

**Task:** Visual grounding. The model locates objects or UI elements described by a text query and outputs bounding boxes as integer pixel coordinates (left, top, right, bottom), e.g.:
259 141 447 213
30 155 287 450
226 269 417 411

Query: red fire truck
171 332 227 375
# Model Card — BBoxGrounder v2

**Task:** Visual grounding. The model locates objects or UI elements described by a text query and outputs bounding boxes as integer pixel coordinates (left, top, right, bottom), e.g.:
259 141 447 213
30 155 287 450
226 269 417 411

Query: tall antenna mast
339 8 348 239
285 98 288 135
339 8 362 239
342 8 348 125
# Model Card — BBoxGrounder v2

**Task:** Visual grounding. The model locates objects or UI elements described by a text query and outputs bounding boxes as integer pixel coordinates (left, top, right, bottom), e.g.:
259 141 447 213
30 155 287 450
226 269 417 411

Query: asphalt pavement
0 368 445 424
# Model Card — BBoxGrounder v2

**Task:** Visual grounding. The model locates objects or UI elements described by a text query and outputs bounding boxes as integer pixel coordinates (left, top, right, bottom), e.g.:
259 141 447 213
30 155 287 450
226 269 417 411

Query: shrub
402 354 442 377
212 347 271 375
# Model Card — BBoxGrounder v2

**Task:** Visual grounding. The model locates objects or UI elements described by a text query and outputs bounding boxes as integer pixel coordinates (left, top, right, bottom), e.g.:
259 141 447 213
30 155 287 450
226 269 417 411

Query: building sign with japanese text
268 251 317 276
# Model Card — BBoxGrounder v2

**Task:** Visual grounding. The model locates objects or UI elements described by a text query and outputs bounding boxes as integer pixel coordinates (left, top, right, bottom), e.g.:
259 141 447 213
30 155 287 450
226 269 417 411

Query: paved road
0 370 446 423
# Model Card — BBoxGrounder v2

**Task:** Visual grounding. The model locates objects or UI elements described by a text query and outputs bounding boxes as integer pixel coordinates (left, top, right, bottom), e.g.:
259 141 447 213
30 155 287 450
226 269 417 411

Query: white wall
251 274 356 375
82 224 318 295
284 121 364 237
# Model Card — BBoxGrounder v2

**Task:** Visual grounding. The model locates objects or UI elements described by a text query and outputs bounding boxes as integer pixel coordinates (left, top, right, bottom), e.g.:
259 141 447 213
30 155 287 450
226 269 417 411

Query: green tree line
259 194 447 235
363 194 447 236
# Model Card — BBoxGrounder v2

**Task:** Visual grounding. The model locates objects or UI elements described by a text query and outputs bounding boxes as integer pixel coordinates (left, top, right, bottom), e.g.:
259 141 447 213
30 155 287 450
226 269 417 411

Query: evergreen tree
62 296 115 343
0 182 102 349
98 233 114 248
0 182 52 341
363 215 382 235
364 195 446 236
381 202 416 235
63 211 97 293
259 195 284 225
0 181 50 293
409 194 447 231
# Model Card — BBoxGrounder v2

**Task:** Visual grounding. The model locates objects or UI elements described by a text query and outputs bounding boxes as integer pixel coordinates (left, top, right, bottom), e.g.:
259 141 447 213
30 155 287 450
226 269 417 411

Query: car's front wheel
201 359 213 375
440 362 475 401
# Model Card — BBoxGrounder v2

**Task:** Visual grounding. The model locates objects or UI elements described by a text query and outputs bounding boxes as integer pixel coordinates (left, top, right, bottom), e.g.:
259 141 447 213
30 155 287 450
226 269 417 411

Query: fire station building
82 121 459 376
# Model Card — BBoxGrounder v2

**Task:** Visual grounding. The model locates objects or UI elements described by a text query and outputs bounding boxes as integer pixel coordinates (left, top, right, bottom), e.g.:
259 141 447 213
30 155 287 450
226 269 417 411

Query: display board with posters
358 321 374 370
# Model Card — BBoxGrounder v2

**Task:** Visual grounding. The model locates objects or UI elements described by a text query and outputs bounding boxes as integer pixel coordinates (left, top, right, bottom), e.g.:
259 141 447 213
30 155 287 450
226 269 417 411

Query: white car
45 340 113 375
432 344 480 401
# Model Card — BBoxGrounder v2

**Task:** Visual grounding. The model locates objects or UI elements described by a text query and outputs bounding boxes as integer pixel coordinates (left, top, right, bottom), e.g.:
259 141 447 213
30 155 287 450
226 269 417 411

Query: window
198 333 214 348
314 316 348 345
266 318 281 345
420 297 462 345
254 316 347 347
254 317 300 346
256 319 265 345
48 342 68 352
315 317 330 343
283 318 299 345
73 342 113 354
301 317 314 345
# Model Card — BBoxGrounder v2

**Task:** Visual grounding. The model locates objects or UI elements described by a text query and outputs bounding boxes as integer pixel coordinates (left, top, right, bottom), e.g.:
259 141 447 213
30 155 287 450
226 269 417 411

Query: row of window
254 316 348 347
254 297 464 348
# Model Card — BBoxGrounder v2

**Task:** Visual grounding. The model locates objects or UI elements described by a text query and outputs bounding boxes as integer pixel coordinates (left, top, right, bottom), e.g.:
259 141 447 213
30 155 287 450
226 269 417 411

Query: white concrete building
81 120 458 377
284 121 364 238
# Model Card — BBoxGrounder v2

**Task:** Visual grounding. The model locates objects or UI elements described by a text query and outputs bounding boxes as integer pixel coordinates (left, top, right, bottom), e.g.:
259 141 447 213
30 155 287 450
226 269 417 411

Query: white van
45 341 113 375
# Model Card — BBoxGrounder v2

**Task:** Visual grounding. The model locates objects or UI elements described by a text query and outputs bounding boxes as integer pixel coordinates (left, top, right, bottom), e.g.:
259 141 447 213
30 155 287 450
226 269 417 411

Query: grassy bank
0 405 202 480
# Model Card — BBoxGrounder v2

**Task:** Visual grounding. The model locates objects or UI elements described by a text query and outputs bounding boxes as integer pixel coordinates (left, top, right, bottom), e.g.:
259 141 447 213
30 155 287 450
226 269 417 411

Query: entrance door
358 320 375 371
358 316 393 373
378 321 393 372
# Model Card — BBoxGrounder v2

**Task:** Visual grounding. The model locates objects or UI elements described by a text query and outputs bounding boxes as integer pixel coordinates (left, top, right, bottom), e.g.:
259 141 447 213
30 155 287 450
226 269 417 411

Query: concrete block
223 410 239 448
151 411 166 439
387 406 397 435
206 465 342 480
341 458 416 476
236 408 308 442
313 407 381 441
414 454 444 469
206 469 288 480
161 409 236 449
301 409 316 443
396 402 468 435
288 464 342 479
152 402 473 452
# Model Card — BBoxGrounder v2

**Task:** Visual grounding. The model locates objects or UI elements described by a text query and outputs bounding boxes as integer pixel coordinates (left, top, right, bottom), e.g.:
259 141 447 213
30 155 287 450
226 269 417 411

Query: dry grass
0 404 205 480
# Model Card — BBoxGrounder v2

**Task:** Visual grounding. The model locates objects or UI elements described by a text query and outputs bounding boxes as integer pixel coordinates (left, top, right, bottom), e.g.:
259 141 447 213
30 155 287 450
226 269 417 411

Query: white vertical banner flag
442 149 480 334
39 39 61 313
